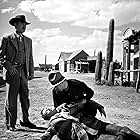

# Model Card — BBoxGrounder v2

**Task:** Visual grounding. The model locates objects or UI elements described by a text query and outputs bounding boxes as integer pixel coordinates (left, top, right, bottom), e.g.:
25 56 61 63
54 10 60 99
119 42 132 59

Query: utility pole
45 55 47 69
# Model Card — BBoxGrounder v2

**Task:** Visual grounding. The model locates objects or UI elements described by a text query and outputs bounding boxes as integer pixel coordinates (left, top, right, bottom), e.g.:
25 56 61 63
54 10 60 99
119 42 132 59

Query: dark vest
14 36 26 65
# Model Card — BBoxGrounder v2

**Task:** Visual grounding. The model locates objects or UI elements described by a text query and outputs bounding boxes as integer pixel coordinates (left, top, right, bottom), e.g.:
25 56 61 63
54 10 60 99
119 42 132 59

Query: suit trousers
5 69 29 127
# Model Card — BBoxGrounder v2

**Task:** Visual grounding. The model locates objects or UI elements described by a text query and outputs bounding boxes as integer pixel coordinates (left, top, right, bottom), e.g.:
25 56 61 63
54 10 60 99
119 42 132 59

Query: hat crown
9 14 30 26
15 15 26 21
48 71 65 86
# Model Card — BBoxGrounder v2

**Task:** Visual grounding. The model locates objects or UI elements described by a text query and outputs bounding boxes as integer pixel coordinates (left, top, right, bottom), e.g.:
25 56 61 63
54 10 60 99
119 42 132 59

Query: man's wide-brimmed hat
48 71 65 87
9 15 30 26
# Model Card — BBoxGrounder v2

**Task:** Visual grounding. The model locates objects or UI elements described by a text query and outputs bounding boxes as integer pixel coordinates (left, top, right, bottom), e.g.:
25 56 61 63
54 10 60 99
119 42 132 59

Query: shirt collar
14 32 23 38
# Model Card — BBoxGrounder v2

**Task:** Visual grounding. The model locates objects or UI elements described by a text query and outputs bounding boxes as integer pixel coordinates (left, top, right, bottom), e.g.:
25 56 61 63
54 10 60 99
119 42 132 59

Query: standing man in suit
0 15 36 131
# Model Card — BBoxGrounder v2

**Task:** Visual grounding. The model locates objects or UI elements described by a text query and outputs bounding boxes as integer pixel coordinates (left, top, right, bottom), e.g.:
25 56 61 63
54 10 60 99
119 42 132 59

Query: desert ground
0 71 140 140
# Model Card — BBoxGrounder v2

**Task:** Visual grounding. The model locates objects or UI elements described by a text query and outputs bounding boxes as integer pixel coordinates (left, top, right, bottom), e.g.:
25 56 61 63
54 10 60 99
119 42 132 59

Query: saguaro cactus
105 19 115 81
107 61 114 85
95 51 102 85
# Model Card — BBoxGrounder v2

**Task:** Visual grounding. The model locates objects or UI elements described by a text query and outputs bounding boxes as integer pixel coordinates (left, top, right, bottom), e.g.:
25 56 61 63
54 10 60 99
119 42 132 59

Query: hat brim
9 18 30 26
48 78 66 89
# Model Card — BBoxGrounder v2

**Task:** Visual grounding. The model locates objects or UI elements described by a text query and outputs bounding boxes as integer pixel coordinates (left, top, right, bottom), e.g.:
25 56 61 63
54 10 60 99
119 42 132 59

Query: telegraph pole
45 55 47 69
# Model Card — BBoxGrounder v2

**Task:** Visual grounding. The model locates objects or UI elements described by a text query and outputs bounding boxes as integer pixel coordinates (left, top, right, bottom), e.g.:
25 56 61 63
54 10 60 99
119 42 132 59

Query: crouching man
46 71 140 140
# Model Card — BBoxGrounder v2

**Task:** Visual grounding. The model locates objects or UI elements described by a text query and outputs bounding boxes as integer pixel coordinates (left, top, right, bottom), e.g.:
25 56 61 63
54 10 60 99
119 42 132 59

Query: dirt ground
0 71 140 140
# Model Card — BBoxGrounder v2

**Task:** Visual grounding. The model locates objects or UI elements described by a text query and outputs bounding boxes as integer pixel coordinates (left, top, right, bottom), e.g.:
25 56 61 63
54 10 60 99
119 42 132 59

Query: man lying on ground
40 102 140 140
40 103 89 140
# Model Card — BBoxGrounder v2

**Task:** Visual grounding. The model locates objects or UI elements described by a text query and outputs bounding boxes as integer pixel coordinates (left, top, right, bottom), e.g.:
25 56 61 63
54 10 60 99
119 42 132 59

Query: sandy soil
0 71 140 140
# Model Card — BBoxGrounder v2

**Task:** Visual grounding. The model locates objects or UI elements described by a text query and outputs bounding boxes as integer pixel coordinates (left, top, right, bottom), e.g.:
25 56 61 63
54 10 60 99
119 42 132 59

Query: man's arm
0 37 11 70
90 100 106 118
52 89 62 108
80 81 94 100
80 81 106 118
68 99 106 118
41 126 57 140
28 39 34 80
0 37 18 76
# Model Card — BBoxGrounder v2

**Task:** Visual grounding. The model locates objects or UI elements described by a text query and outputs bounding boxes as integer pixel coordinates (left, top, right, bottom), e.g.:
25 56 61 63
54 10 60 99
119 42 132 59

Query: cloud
78 30 108 57
1 0 8 3
1 7 15 13
16 0 112 24
25 27 82 66
32 0 87 23
17 0 35 13
24 28 62 65
16 0 140 29
111 0 140 25
24 26 123 66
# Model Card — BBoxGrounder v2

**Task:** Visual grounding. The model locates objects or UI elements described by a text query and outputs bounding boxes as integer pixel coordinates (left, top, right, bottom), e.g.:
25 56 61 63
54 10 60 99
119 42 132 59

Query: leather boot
105 124 122 135
41 132 52 140
120 126 140 140
115 134 127 140
105 124 126 140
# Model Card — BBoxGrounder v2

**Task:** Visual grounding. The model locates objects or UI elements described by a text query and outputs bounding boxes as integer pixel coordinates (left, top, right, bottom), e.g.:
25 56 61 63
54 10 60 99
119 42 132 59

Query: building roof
58 50 89 62
58 52 72 61
67 50 89 61
123 29 140 45
39 64 53 68
87 56 97 60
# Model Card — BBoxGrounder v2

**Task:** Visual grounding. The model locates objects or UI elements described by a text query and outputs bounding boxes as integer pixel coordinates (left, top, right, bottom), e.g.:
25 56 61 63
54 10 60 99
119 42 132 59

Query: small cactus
107 61 114 86
95 51 102 85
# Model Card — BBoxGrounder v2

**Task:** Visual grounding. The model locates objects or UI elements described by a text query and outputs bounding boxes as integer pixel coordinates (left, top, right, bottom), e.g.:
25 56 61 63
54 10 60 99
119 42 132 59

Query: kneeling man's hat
48 71 65 87
9 15 30 26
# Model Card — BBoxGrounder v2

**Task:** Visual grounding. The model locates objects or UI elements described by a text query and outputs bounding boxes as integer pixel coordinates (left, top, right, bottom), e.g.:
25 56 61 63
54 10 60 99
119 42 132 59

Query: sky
1 0 140 67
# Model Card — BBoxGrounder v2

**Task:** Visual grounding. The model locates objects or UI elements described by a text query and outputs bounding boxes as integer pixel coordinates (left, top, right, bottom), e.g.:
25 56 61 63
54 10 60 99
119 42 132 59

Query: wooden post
45 55 47 69
121 41 126 86
127 41 131 82
136 39 140 93
120 72 123 86
122 41 126 70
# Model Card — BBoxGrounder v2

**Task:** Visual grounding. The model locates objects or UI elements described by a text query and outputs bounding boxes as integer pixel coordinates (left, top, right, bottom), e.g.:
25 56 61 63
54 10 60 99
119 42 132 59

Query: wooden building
122 28 140 90
58 50 90 72
57 50 97 73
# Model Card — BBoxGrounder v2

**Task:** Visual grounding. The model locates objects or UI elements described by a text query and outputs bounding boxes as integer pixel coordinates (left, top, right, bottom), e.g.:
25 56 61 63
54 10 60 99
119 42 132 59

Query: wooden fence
114 69 140 92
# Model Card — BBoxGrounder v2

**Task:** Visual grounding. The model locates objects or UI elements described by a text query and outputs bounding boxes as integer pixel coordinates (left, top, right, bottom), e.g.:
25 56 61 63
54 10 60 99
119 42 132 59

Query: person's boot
20 120 36 129
105 124 122 135
120 126 140 140
40 132 52 140
115 134 126 140
105 124 126 140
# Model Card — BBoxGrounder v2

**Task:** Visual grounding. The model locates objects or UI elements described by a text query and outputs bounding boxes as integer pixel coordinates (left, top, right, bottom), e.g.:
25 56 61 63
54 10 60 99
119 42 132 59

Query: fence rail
114 69 140 93
114 69 140 73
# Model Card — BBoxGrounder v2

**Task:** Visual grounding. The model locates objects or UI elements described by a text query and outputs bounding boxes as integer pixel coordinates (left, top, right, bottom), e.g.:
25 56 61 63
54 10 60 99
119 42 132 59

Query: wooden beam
136 39 140 93
127 41 131 82
114 69 140 72
130 49 134 53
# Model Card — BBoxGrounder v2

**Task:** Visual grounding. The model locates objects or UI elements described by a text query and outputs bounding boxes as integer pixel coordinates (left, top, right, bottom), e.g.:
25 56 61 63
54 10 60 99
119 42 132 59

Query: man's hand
28 75 34 80
77 99 87 110
56 103 68 112
98 107 106 118
8 67 18 76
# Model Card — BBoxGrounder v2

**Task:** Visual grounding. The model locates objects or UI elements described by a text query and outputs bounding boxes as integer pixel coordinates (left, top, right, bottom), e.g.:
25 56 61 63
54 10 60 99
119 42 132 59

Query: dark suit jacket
0 33 34 79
